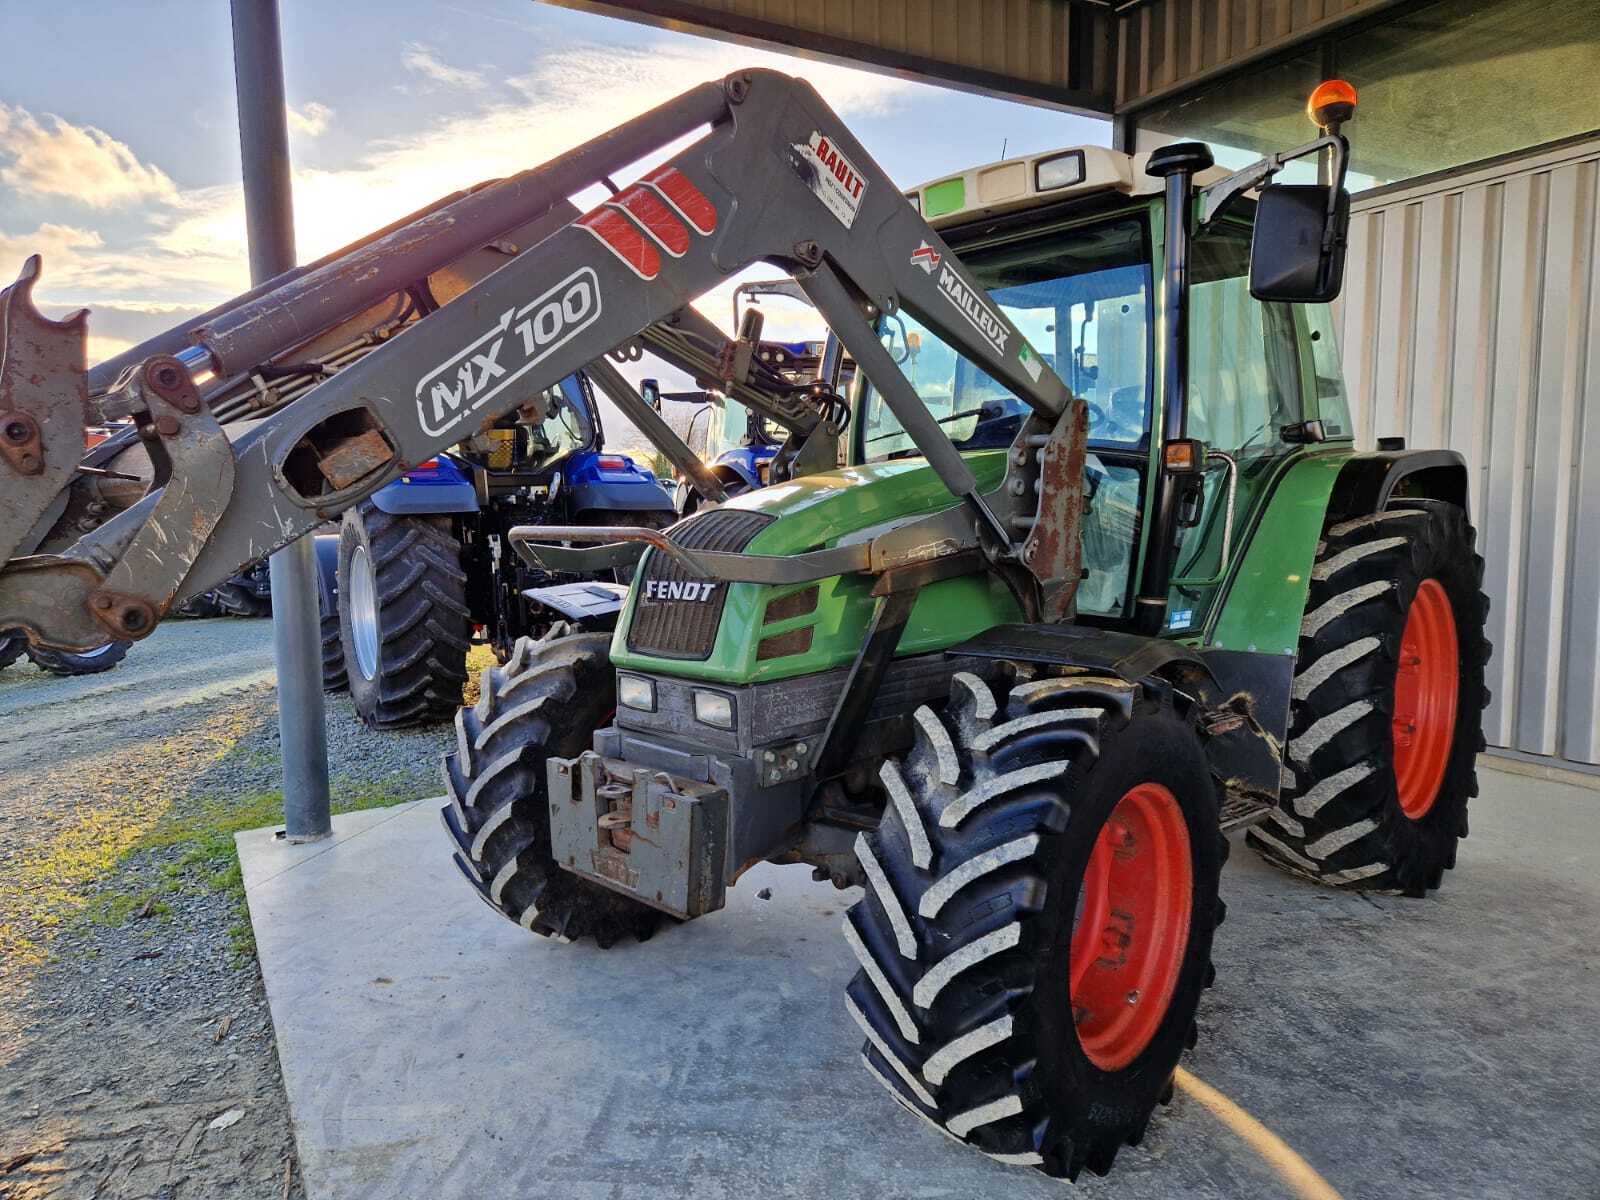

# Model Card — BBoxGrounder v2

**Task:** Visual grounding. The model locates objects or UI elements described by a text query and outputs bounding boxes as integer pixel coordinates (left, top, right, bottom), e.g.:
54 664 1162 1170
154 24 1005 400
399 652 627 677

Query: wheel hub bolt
1127 989 1140 1005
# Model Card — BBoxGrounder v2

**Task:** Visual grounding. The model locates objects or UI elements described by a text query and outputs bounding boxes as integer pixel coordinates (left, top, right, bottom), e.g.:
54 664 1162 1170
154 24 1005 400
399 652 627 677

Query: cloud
86 334 134 366
14 34 917 345
0 221 104 267
505 39 913 123
401 43 487 91
0 218 244 306
0 104 177 208
287 101 333 138
142 35 913 300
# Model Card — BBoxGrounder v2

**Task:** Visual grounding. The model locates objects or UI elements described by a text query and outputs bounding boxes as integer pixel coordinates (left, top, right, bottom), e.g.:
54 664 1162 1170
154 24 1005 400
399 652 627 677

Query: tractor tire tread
439 624 665 947
341 502 471 729
1247 499 1490 894
845 671 1223 1179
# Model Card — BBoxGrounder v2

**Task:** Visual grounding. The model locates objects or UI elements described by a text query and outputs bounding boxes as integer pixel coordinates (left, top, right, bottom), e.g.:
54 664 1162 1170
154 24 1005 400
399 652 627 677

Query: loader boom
0 69 1079 652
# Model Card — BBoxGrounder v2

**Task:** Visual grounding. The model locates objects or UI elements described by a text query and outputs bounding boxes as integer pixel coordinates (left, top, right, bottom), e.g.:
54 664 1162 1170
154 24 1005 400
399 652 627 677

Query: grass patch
0 705 262 971
82 779 435 962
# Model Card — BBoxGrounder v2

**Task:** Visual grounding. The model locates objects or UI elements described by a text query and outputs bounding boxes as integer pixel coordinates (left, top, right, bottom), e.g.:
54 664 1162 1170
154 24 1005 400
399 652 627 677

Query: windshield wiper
866 406 998 445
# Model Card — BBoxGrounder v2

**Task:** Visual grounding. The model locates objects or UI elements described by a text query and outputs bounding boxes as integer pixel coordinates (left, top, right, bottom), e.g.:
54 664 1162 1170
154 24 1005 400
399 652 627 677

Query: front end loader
0 72 1486 1180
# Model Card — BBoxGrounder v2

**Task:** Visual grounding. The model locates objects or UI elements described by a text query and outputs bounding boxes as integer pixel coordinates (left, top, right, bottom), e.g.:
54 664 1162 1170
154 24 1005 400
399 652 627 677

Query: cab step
1219 792 1276 832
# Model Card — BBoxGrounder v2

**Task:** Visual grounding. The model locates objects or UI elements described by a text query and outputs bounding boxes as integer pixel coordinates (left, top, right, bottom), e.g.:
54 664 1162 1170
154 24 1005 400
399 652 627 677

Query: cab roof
908 145 1229 230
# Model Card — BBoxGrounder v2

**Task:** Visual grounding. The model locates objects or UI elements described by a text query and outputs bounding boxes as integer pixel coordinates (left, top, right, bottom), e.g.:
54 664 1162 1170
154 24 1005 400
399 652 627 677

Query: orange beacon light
1308 79 1358 130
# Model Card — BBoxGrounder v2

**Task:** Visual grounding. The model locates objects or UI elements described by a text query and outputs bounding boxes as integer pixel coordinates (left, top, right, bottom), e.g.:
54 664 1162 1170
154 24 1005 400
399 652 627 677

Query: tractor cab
863 142 1355 637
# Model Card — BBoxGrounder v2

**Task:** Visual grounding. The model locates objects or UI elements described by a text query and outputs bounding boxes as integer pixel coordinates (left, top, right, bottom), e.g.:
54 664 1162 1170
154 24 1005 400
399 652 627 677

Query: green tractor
0 63 1484 1182
442 79 1489 1178
440 78 1489 1179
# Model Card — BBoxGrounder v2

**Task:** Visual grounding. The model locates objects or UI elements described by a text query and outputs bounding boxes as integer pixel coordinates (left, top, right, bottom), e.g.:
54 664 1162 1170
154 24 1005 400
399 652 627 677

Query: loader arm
0 68 1079 652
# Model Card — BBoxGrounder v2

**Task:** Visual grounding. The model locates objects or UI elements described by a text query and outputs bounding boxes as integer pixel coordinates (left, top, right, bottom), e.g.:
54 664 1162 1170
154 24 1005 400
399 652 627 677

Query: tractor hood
720 451 1011 557
608 449 1022 685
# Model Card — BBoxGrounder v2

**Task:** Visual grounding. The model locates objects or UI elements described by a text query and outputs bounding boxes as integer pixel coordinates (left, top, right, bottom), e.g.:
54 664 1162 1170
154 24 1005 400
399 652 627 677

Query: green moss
84 888 174 927
70 777 436 965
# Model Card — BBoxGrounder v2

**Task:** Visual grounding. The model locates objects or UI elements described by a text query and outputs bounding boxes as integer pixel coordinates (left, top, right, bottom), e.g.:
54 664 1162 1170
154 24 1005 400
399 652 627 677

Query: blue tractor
318 368 674 728
648 335 850 515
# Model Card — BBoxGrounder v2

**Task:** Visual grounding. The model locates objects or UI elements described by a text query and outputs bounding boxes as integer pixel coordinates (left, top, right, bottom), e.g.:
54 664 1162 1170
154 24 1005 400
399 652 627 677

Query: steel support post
230 0 330 841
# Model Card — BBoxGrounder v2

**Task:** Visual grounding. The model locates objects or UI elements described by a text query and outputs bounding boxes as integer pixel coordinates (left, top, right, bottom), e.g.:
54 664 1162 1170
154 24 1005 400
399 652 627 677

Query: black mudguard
953 624 1292 805
522 580 630 630
1327 448 1469 521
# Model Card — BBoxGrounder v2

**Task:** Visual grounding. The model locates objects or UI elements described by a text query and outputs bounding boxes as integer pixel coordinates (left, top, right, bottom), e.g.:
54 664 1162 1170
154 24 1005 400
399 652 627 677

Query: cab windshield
692 397 784 462
523 377 595 474
859 216 1152 460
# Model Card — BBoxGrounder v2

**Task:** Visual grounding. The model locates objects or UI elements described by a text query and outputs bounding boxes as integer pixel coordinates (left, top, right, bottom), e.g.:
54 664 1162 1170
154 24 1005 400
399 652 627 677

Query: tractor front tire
844 671 1224 1179
338 502 471 728
439 626 665 946
1247 500 1489 895
26 640 131 676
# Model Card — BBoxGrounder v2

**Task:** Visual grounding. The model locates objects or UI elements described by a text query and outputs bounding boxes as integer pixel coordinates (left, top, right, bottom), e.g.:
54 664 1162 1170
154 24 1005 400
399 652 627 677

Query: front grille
626 509 775 660
756 626 813 660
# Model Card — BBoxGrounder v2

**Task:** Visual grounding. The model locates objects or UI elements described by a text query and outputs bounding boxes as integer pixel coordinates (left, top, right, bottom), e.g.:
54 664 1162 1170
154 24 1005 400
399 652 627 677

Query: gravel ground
0 618 456 1199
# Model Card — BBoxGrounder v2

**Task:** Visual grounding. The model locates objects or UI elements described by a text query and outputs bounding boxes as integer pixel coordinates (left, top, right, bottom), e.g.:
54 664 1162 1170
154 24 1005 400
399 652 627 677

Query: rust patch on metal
142 356 201 414
0 256 92 565
87 589 157 640
1022 399 1088 622
0 409 42 475
315 427 393 490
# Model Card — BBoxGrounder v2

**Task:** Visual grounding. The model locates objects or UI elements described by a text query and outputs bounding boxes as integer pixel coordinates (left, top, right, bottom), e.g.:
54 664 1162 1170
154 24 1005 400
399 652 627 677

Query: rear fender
1325 449 1470 521
711 448 769 492
369 454 479 515
565 451 675 516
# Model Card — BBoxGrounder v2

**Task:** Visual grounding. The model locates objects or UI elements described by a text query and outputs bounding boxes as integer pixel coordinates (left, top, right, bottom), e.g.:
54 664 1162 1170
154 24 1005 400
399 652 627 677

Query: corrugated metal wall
1333 135 1600 765
548 0 1115 109
1112 0 1406 108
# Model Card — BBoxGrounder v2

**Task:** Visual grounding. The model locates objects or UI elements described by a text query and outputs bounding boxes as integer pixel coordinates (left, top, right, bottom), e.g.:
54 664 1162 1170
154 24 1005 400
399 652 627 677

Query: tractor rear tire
439 625 665 946
172 592 224 619
0 633 25 670
320 581 347 693
844 671 1224 1179
338 502 471 729
1247 500 1489 895
211 576 271 618
26 640 131 675
321 605 348 693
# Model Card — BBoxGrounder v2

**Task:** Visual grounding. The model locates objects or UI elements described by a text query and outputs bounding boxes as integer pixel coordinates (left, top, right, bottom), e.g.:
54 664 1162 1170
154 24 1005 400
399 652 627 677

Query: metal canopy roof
542 0 1415 116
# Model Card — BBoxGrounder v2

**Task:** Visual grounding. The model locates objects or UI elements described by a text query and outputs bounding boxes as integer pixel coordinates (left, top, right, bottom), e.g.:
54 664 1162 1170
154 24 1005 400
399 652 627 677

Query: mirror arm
1319 133 1351 253
1199 132 1348 229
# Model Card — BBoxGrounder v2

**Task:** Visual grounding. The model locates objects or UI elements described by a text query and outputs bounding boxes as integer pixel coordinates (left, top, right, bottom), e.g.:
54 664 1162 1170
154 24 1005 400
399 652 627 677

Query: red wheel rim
1392 578 1459 819
1069 782 1193 1072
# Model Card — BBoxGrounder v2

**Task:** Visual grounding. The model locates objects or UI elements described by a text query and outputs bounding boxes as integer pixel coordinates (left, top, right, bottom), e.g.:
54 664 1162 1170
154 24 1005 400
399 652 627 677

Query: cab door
1161 221 1310 636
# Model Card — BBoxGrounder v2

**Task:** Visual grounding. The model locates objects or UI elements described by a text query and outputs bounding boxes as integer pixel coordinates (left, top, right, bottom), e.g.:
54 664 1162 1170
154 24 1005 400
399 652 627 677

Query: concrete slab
239 766 1600 1200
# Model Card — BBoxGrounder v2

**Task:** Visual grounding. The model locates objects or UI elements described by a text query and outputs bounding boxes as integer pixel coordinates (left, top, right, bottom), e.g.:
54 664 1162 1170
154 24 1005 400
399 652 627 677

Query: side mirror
640 377 661 410
1249 183 1350 303
686 404 711 458
879 313 910 364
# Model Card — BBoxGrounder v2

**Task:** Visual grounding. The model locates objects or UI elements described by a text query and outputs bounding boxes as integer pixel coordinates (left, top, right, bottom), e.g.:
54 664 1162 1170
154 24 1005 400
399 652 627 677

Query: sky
0 0 1106 405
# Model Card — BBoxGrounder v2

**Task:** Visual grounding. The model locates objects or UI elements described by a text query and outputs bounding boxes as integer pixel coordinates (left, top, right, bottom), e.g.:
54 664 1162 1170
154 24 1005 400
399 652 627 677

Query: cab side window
1164 222 1304 632
1187 223 1302 455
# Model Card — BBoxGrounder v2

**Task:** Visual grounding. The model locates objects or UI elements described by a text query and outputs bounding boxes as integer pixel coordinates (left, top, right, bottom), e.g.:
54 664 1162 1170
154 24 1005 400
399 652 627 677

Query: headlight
618 674 655 712
692 689 735 729
1034 150 1085 192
